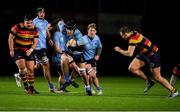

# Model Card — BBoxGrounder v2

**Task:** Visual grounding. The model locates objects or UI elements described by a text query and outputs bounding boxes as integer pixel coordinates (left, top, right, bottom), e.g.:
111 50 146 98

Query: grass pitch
0 75 179 111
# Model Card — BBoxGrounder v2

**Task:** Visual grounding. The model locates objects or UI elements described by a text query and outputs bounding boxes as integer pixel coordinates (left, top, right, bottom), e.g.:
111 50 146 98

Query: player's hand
114 46 122 52
48 39 54 46
10 50 14 57
26 48 33 56
95 55 100 61
48 24 53 30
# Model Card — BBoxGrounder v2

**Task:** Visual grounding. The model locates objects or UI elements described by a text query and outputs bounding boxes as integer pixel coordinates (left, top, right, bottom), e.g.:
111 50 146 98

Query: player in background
170 64 180 86
9 14 39 94
82 23 103 95
32 6 55 92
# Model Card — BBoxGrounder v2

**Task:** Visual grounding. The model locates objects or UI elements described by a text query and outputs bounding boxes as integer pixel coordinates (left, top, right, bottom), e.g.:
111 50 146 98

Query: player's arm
8 33 15 57
31 38 38 50
75 30 84 46
46 28 54 46
95 47 102 61
53 33 63 54
54 42 63 54
114 45 135 57
46 28 51 40
26 37 38 56
75 36 85 51
95 38 102 61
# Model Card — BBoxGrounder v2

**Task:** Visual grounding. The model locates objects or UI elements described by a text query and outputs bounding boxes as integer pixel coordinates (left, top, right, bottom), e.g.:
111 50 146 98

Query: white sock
170 74 178 86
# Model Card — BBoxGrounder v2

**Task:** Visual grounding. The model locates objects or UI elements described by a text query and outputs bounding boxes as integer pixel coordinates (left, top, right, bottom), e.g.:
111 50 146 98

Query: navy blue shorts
85 59 97 67
13 49 35 62
136 52 161 68
34 49 49 64
69 53 85 63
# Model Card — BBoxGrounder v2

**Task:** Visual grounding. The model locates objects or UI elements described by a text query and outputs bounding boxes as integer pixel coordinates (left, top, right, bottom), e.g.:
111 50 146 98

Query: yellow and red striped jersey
10 23 38 51
129 32 158 55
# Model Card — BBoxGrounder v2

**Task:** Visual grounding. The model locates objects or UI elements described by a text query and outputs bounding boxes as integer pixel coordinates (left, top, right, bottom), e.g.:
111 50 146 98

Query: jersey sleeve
74 29 84 46
96 36 102 48
10 24 18 35
129 33 143 46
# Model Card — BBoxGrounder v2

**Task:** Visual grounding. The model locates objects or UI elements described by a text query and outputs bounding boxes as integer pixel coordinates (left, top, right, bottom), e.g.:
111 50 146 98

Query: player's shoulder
94 35 100 39
82 35 88 38
54 31 64 37
17 23 25 28
33 17 38 23
74 28 82 34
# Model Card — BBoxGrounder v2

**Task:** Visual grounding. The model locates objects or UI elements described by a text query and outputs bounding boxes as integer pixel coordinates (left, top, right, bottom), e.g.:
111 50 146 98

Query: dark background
0 0 179 77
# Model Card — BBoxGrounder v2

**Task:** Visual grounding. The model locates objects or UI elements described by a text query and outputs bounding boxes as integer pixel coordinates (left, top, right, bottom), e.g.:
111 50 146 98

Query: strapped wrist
29 48 33 52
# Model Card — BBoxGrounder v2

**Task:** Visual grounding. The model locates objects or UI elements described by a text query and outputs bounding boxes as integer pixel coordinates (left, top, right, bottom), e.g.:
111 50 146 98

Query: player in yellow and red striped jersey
114 26 178 98
8 14 39 94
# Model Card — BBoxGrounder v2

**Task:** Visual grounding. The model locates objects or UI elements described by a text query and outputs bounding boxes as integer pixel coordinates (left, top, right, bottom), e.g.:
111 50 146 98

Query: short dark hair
65 20 76 30
24 14 33 21
120 26 133 34
36 6 45 13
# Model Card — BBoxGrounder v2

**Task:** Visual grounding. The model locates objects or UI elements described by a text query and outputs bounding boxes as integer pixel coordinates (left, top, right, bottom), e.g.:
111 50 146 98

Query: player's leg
35 49 55 92
57 71 65 92
41 61 55 92
15 59 29 93
88 76 96 94
58 54 80 91
170 75 178 86
78 62 92 96
54 63 68 93
151 67 178 98
13 50 25 88
86 64 102 95
170 64 180 85
128 57 154 93
61 54 71 82
69 70 79 88
26 60 39 94
14 72 22 87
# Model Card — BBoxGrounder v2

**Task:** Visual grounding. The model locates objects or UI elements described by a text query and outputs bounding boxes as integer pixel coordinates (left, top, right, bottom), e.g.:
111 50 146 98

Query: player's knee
128 66 138 73
19 68 27 75
87 67 96 76
78 67 86 74
34 62 41 69
61 54 68 61
61 57 66 62
61 58 69 65
28 70 34 76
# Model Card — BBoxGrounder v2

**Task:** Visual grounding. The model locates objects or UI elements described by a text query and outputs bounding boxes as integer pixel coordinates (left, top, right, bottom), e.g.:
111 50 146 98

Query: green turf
0 75 179 111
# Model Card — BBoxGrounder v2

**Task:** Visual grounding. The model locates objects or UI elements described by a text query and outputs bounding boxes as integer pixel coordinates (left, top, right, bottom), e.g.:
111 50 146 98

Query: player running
114 26 178 98
9 14 39 94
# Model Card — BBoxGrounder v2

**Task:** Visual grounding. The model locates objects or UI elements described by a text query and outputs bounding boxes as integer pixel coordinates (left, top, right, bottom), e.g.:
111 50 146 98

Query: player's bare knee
61 54 68 61
78 67 86 75
88 69 95 74
128 66 138 74
61 58 69 65
34 63 41 69
19 68 27 75
28 70 34 76
87 67 96 76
